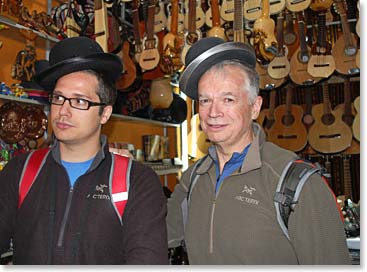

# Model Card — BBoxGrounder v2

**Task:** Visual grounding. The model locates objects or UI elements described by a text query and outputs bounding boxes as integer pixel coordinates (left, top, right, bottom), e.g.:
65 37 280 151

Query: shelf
111 114 180 128
0 94 49 106
143 162 182 176
0 15 59 43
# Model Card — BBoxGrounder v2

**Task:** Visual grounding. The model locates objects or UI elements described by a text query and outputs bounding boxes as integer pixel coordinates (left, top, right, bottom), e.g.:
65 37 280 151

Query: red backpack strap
110 153 132 224
18 148 51 208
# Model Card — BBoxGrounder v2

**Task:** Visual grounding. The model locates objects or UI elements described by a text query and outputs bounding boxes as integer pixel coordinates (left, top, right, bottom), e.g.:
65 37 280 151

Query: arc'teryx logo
235 184 259 205
87 184 110 200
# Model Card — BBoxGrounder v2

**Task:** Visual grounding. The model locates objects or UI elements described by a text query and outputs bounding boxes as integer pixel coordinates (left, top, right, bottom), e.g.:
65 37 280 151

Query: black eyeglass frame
49 94 106 110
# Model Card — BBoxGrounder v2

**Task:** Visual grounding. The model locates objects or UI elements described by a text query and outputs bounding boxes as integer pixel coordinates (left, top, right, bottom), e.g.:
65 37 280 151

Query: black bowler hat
35 36 122 91
179 37 256 100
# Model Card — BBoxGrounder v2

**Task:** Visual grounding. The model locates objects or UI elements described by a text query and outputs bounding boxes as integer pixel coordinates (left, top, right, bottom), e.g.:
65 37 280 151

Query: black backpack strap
274 158 324 240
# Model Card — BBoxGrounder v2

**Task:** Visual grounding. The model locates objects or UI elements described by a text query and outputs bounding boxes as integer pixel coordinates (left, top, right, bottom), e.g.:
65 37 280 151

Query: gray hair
206 60 259 104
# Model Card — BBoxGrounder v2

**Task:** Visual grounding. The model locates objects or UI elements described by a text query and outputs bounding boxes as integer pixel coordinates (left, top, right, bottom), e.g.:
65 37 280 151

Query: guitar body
115 41 137 91
289 47 322 85
188 114 211 160
352 96 360 142
331 32 359 76
267 55 290 79
256 62 285 90
309 0 333 11
307 51 335 78
205 6 225 27
139 35 161 71
244 0 286 21
267 104 308 152
285 0 311 12
207 26 227 40
220 0 235 22
308 104 352 153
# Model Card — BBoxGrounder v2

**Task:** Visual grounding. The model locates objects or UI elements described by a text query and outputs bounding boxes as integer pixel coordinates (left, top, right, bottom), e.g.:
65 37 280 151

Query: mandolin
267 12 290 80
139 0 161 71
256 89 276 135
243 0 286 21
308 81 352 154
207 0 227 40
332 0 360 76
307 11 336 78
352 96 360 142
181 0 202 64
160 0 184 75
253 0 278 65
285 0 311 12
267 84 308 152
188 113 211 161
289 12 321 86
184 0 205 30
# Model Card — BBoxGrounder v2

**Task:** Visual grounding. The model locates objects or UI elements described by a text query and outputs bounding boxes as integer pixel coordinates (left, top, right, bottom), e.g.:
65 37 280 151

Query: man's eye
224 97 234 103
199 99 209 105
75 99 88 105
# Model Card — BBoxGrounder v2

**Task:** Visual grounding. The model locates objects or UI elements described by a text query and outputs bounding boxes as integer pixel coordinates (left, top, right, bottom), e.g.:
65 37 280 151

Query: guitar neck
275 12 285 54
343 77 352 116
170 0 179 35
188 0 197 33
210 0 221 26
146 1 156 40
268 89 277 120
285 84 293 116
321 81 332 115
132 2 142 49
297 13 309 61
343 155 353 199
233 0 244 42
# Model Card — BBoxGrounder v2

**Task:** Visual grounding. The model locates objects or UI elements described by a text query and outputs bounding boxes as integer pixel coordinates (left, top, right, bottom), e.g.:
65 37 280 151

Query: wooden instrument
204 0 225 27
166 0 185 33
243 0 286 21
139 0 161 71
184 0 205 30
289 12 321 85
207 0 227 40
131 0 143 63
308 81 352 153
309 0 333 12
94 0 108 51
256 89 276 135
220 0 235 22
302 87 315 127
188 113 211 160
267 84 308 152
154 0 167 33
256 62 285 90
342 155 353 199
283 10 299 59
285 0 311 12
307 11 336 78
253 0 278 65
332 0 360 75
267 12 290 79
160 0 184 74
352 96 360 142
233 0 247 43
181 0 202 63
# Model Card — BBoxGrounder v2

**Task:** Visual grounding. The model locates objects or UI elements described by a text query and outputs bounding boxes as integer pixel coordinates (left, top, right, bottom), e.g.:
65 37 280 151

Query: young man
0 37 168 264
166 37 350 264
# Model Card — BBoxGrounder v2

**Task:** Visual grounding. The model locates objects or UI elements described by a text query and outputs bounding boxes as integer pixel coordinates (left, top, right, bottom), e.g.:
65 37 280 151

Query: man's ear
100 105 113 125
251 96 263 120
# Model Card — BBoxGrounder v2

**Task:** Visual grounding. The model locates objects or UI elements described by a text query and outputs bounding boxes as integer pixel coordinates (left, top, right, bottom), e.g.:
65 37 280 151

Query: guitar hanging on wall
207 0 227 40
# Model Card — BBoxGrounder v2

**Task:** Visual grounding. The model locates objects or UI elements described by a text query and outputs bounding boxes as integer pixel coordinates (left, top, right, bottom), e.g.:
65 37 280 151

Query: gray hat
179 37 256 100
35 36 122 91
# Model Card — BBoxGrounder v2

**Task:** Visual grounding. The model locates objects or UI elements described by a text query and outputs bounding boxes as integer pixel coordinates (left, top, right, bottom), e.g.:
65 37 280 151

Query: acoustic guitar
352 96 360 142
131 0 143 63
253 0 278 65
335 78 359 155
283 10 299 60
308 81 352 154
184 0 205 30
139 0 161 71
267 12 290 80
267 84 308 152
332 0 360 75
220 0 234 22
181 0 202 64
243 0 286 21
256 89 276 135
307 11 336 78
256 62 285 91
188 113 211 161
289 12 321 86
285 0 311 12
207 0 227 40
233 0 247 43
302 87 315 128
160 0 184 75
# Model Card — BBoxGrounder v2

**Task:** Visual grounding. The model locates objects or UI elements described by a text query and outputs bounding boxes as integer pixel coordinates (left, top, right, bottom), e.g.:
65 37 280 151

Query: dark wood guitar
308 81 352 153
207 0 227 40
253 0 278 65
332 0 360 75
256 89 276 135
181 0 202 64
352 96 360 142
267 84 308 152
307 11 336 78
139 0 161 71
289 12 321 86
267 12 290 80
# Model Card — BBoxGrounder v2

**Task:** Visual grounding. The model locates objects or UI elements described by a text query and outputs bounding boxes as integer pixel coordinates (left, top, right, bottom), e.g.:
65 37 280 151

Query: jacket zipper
209 199 216 253
57 187 74 247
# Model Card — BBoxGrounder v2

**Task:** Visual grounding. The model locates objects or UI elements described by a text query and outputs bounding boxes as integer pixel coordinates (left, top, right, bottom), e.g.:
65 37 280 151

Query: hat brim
35 53 122 91
179 42 256 100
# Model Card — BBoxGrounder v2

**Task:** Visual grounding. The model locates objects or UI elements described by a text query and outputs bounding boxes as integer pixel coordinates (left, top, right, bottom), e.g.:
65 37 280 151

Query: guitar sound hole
282 114 295 126
321 113 335 126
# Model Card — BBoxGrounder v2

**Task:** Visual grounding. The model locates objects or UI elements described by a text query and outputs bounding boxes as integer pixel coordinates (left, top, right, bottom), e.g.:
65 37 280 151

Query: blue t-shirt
62 158 94 187
210 144 251 193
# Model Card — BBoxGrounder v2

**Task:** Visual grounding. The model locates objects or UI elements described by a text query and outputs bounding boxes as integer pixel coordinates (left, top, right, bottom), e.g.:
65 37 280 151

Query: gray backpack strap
274 158 324 240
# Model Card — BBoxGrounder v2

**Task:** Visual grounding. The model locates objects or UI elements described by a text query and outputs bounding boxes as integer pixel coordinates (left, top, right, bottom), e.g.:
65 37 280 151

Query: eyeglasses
49 94 106 110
